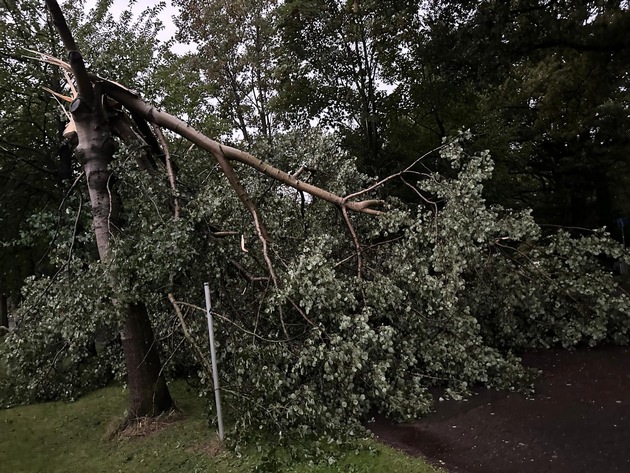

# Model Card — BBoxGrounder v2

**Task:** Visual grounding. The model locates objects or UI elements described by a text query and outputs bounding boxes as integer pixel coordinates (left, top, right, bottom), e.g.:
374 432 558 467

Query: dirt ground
371 346 630 473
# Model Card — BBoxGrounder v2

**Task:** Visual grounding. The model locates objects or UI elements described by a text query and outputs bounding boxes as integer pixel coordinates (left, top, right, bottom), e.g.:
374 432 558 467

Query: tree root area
108 409 182 440
370 346 630 473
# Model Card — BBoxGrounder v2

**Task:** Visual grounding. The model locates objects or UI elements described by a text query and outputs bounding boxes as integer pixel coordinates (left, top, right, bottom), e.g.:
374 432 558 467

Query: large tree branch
43 0 77 51
110 111 159 175
44 0 93 103
212 145 272 243
101 84 385 215
27 51 385 216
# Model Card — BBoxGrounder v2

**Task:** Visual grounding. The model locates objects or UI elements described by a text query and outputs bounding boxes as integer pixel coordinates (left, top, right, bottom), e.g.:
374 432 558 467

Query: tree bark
71 98 173 419
122 303 173 418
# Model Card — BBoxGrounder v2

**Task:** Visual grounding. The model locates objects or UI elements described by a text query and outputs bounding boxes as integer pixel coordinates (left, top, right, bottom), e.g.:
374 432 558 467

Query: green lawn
0 381 442 473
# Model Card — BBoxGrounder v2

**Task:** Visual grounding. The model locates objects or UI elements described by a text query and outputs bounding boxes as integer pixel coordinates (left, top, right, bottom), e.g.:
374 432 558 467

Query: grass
0 380 442 473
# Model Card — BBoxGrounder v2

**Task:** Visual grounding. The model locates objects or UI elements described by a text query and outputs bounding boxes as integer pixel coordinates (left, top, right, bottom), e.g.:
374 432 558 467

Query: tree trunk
122 303 173 418
71 86 172 421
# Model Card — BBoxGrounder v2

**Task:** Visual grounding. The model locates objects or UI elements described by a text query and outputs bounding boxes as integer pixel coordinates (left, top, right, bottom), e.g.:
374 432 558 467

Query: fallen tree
1 0 628 440
30 0 384 422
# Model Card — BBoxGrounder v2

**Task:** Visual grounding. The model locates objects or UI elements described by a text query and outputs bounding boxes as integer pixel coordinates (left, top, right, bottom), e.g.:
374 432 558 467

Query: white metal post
204 282 224 440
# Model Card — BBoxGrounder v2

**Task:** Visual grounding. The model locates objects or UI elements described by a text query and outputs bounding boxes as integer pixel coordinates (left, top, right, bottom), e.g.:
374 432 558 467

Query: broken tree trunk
45 0 173 420
41 0 389 420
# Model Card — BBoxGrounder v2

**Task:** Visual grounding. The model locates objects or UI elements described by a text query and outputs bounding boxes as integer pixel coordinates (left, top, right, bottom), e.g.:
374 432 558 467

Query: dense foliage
3 131 629 439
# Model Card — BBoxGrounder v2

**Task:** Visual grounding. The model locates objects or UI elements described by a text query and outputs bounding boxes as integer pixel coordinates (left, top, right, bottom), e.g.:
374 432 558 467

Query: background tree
412 0 630 230
275 0 422 175
273 0 630 230
0 0 73 319
175 0 279 144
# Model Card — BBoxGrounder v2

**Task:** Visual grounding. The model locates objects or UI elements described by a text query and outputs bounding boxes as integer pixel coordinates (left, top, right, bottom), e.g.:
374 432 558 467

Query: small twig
167 293 215 379
35 171 85 269
155 337 186 392
240 235 248 253
212 231 240 238
152 125 180 219
227 258 269 283
33 342 69 392
288 298 315 326
253 282 271 342
333 235 405 269
290 165 307 179
400 176 440 240
343 143 448 203
341 206 363 280
170 299 296 343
